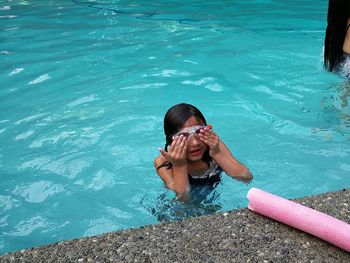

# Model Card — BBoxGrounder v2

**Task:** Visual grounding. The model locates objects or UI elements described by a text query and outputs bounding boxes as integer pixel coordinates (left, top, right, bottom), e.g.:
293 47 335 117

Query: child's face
180 116 208 162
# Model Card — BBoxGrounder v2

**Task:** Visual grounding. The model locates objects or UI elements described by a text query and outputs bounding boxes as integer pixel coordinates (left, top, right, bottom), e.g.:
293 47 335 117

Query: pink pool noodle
247 187 350 252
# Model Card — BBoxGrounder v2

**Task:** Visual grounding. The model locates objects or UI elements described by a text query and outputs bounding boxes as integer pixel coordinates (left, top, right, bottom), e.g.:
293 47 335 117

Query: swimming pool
1 0 349 255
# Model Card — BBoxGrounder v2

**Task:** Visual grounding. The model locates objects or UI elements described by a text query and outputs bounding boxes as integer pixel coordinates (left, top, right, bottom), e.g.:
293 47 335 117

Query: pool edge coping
1 188 350 262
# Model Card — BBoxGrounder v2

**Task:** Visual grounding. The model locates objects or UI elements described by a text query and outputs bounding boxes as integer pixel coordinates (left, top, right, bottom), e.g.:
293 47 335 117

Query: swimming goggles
172 125 212 139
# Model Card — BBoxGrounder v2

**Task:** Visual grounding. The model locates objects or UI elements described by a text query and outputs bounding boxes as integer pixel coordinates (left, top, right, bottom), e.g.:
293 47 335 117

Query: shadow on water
140 184 222 223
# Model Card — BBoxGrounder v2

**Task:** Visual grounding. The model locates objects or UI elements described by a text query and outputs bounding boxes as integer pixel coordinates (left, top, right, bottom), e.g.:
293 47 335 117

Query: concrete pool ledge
1 189 350 262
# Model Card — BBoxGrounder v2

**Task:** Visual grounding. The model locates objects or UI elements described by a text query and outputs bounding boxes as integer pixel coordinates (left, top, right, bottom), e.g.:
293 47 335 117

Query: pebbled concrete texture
1 188 349 262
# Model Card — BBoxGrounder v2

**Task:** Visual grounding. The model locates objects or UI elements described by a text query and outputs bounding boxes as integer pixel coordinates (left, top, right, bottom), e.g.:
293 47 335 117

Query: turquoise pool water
1 0 349 255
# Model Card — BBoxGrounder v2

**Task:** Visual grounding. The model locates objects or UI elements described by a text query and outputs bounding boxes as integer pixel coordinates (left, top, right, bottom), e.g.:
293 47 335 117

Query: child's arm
155 135 190 197
343 18 350 54
211 140 252 182
154 155 175 188
199 127 253 182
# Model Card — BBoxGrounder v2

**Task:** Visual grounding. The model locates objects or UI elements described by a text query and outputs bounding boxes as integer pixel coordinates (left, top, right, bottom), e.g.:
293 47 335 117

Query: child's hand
199 127 220 157
158 135 187 167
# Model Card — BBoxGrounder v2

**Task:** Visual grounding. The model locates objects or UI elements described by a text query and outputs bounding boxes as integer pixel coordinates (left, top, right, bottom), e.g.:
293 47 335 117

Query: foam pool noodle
247 187 350 252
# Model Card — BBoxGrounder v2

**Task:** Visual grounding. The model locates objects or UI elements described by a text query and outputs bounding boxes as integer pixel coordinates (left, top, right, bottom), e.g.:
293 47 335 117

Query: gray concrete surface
1 188 349 262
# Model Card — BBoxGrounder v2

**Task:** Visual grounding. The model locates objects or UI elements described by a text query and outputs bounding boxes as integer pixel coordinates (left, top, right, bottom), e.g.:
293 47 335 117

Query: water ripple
4 215 47 237
67 95 99 108
182 77 223 92
8 68 24 76
150 69 191 77
84 218 120 237
13 181 65 203
0 195 19 212
18 153 92 179
87 169 115 191
120 82 167 90
28 74 50 85
15 113 48 125
14 130 34 141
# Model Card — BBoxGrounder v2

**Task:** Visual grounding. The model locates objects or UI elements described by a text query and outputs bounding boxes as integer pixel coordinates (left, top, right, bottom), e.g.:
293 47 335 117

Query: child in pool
154 103 252 198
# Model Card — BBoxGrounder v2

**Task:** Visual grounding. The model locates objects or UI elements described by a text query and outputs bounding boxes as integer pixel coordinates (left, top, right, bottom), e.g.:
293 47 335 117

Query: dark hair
157 103 211 170
324 0 350 72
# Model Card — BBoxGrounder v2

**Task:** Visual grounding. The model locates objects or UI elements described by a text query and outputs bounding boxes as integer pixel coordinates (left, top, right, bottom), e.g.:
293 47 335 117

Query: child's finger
200 129 212 141
207 130 218 141
171 135 179 145
158 148 170 160
181 137 188 156
199 136 210 147
176 135 186 154
172 135 184 156
173 134 182 145
178 135 186 149
200 128 211 137
170 135 181 152
210 131 217 140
